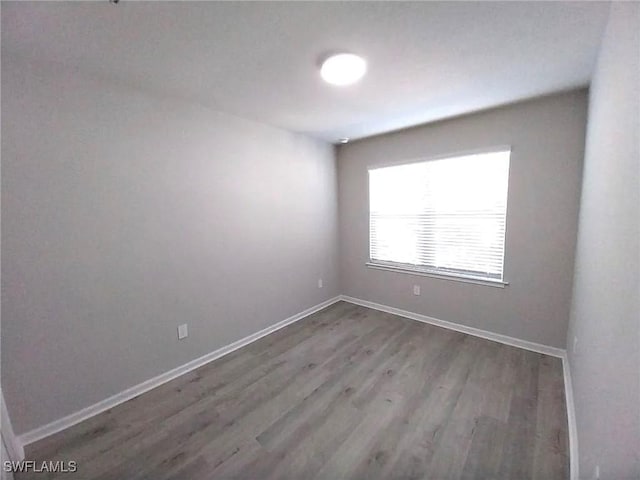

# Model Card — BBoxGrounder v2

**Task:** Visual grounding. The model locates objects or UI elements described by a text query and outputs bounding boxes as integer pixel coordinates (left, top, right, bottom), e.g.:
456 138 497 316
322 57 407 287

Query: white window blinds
369 149 510 281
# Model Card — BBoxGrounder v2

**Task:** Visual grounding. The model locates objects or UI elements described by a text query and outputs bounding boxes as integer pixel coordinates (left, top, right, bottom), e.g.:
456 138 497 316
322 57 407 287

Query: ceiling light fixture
320 53 367 86
339 138 350 144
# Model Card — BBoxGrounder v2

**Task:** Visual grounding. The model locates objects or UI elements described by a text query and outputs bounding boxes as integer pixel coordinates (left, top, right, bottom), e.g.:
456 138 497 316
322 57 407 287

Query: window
368 149 510 284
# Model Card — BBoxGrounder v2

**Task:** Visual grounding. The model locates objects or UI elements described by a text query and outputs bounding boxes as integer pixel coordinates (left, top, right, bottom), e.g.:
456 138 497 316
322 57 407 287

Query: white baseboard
1 389 24 461
340 295 565 358
18 296 341 448
562 353 579 480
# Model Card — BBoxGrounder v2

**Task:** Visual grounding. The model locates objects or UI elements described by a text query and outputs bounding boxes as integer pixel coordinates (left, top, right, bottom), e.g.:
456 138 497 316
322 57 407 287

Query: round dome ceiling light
320 53 367 86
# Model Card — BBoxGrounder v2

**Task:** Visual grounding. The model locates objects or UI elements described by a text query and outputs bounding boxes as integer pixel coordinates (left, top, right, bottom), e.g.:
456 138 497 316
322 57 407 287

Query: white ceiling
2 1 610 143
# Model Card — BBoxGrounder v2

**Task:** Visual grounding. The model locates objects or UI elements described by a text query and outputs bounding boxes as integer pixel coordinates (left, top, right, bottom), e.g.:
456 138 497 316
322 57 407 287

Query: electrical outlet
413 285 421 296
594 465 600 480
318 278 323 288
573 336 578 353
177 324 188 340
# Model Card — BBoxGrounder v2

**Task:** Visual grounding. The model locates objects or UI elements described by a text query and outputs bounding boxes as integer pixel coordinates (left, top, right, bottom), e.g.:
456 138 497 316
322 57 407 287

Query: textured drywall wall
567 3 640 479
1 57 339 434
338 90 587 348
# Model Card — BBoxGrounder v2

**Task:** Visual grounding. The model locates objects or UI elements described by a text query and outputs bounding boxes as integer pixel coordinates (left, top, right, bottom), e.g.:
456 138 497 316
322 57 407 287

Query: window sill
365 262 509 288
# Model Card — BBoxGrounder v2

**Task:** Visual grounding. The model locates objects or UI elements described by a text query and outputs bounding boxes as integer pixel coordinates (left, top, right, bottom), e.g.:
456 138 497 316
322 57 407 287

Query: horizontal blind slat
369 150 510 280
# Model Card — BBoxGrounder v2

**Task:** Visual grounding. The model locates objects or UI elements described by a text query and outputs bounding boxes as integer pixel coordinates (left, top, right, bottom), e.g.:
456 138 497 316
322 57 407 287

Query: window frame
366 146 511 288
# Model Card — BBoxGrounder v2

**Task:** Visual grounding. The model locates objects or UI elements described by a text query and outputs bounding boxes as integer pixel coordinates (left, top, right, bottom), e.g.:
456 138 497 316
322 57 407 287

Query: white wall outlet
594 465 600 480
573 336 578 353
177 324 188 340
318 278 323 288
413 285 421 296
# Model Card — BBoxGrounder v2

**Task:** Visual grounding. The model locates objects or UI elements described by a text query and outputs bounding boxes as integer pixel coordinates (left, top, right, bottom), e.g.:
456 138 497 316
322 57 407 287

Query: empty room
1 1 638 479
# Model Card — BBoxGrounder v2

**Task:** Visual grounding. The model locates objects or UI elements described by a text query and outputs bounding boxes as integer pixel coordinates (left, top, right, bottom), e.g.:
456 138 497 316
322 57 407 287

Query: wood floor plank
497 350 541 479
324 325 467 480
19 302 569 480
460 415 508 480
374 334 484 480
533 355 569 480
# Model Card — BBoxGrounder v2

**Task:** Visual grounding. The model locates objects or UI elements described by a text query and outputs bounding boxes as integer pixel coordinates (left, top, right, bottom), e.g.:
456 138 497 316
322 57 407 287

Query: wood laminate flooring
20 301 569 479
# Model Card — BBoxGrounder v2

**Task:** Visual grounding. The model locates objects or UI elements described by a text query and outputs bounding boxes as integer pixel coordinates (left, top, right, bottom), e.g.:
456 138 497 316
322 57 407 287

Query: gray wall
1 57 339 435
567 3 640 479
338 90 587 348
1 439 15 480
